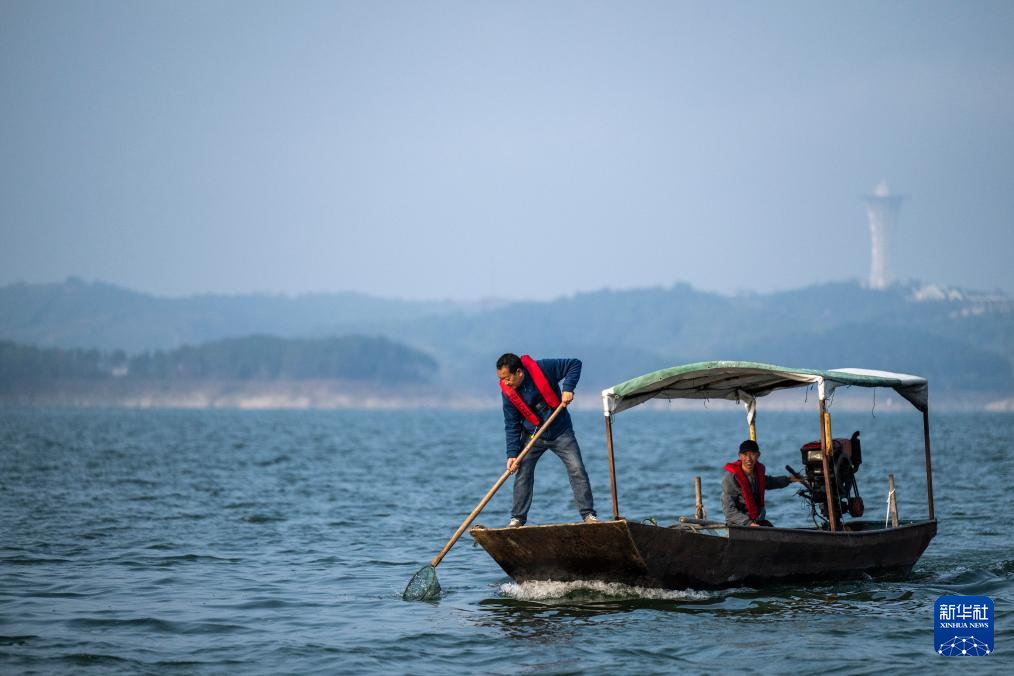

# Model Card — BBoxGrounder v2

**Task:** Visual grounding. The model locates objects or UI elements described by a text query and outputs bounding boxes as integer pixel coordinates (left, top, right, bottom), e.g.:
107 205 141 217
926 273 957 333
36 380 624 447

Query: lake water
1 407 1011 674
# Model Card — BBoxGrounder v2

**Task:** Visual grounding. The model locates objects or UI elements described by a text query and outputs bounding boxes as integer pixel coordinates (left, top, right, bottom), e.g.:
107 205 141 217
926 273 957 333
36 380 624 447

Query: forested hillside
0 335 437 393
2 278 1012 401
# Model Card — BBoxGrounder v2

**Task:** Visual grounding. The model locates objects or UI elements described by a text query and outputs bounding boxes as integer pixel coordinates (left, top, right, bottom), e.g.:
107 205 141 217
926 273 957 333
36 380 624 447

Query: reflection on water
472 599 586 641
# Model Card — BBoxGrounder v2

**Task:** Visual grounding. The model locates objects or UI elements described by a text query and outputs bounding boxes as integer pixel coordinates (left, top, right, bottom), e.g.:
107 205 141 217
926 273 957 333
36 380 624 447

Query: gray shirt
721 469 792 527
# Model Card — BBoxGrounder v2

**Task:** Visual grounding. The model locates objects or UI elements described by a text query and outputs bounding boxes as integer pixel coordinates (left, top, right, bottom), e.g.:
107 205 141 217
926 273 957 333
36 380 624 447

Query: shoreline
2 386 1012 413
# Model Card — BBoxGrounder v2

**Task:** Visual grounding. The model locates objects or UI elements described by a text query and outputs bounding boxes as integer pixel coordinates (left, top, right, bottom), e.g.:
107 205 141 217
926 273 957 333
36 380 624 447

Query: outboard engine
795 431 863 525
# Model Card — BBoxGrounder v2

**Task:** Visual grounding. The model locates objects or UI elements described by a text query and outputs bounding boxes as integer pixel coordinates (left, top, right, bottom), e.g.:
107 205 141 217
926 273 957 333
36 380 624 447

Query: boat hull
469 519 937 590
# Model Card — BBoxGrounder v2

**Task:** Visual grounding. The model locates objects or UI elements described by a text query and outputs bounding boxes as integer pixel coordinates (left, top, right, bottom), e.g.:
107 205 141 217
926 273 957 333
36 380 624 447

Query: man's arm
766 475 795 490
540 358 582 403
559 358 582 394
721 473 754 527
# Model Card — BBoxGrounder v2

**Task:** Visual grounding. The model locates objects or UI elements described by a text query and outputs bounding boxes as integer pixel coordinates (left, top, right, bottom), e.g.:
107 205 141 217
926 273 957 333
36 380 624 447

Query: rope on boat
884 488 896 528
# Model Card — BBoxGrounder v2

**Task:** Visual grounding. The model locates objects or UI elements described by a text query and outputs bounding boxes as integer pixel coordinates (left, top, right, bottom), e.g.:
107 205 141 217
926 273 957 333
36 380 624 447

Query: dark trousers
511 429 595 524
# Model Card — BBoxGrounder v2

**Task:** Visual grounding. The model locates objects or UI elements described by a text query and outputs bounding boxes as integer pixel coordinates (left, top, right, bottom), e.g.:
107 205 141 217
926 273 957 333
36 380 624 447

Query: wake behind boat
470 361 938 590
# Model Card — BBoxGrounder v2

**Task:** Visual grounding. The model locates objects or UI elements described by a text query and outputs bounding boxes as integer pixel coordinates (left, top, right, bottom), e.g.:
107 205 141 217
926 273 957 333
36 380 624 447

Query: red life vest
500 355 561 426
723 460 766 520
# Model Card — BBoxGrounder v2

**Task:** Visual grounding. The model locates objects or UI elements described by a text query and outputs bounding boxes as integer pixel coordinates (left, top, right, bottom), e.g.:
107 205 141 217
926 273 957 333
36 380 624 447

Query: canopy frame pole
604 413 620 520
742 396 757 442
818 398 838 532
923 410 935 520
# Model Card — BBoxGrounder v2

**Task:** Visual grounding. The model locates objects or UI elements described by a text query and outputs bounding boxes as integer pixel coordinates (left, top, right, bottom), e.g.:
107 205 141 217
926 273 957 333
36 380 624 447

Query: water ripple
1 408 1011 674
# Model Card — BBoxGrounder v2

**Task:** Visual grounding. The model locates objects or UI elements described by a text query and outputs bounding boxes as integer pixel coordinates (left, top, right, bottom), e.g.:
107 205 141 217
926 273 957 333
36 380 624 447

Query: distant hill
0 335 440 406
0 277 501 353
2 278 1012 401
374 281 1014 396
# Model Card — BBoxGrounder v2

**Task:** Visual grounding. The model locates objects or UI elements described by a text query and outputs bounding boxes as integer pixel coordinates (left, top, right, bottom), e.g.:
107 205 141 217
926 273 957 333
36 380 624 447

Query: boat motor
796 431 864 526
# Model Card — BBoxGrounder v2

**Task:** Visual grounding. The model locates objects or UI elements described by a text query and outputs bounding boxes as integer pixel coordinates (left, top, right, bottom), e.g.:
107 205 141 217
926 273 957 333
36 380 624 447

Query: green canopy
601 361 928 416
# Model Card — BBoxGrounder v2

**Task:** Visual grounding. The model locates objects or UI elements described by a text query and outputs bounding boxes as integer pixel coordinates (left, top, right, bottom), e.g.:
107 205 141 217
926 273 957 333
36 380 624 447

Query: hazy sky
2 0 1012 300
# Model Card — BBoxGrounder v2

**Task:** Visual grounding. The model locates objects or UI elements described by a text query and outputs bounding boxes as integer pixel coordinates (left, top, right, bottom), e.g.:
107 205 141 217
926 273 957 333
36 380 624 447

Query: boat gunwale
472 517 937 538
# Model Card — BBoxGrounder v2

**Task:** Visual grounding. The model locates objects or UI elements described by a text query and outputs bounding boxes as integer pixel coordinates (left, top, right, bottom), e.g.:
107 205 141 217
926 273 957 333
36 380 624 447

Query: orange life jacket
500 355 561 426
724 460 767 520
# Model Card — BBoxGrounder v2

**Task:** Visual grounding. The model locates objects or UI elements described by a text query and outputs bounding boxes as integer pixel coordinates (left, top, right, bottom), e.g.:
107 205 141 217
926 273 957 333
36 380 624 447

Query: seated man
722 439 799 527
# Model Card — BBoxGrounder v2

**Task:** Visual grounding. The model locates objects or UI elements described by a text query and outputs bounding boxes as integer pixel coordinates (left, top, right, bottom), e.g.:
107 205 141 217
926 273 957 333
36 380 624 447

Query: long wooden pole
429 405 566 568
923 409 935 521
605 413 619 520
819 399 838 532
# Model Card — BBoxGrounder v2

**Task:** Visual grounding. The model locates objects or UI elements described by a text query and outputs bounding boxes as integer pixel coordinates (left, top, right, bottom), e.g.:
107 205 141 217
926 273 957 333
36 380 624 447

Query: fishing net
402 564 441 601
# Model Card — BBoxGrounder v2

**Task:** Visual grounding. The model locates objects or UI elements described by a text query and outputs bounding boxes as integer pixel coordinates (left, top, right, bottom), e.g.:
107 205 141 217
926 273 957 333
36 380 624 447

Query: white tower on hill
863 180 906 290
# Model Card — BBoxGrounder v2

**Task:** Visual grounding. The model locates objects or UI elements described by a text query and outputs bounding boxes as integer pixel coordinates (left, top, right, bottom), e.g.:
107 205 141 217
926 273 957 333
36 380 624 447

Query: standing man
721 439 799 527
497 353 598 527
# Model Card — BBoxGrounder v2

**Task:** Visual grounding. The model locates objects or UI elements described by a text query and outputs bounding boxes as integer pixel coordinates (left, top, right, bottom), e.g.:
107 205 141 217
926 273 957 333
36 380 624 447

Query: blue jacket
501 358 582 458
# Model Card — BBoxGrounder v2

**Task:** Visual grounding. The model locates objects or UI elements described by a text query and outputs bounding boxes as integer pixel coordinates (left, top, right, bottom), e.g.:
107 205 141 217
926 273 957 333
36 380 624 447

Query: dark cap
739 439 760 454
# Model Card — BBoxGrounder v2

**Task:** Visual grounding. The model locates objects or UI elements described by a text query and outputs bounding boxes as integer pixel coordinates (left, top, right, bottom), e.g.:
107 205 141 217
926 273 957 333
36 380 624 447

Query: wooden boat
470 361 938 590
